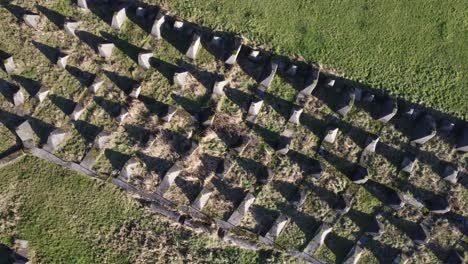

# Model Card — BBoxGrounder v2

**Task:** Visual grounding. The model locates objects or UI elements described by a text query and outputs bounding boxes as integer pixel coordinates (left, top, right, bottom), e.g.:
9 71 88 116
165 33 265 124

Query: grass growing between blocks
0 155 297 263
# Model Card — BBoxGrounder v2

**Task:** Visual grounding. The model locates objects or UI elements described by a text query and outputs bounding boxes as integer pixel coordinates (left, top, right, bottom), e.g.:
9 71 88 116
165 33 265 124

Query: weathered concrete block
323 127 339 144
64 20 80 37
3 56 16 74
213 80 228 97
303 223 333 255
191 186 214 210
411 114 436 145
23 14 40 29
336 87 356 116
276 128 293 155
156 162 183 195
441 164 458 184
400 154 416 174
363 136 379 153
286 64 298 76
186 33 201 60
350 166 368 184
264 214 289 242
343 243 364 264
111 8 127 30
138 51 153 69
173 71 188 88
227 192 255 226
15 120 35 143
70 103 85 120
376 97 398 123
129 83 141 99
288 107 303 125
150 12 165 39
120 158 142 180
13 90 24 106
77 0 88 9
246 97 263 121
35 86 49 102
173 20 184 31
259 61 278 90
88 77 104 93
299 67 320 97
248 50 261 62
365 215 385 237
43 128 67 152
98 43 115 58
136 7 145 17
116 107 129 123
94 130 112 149
57 52 69 69
225 37 243 65
162 105 178 122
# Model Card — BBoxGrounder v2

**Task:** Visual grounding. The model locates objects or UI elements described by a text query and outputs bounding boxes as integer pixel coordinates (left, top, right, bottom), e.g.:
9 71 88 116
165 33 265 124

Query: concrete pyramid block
299 67 320 96
119 158 142 180
376 97 398 123
150 12 165 39
227 193 255 226
173 71 189 87
43 128 67 152
248 50 261 62
259 61 278 90
343 243 364 264
77 0 88 9
400 154 416 173
111 8 127 30
247 97 263 117
186 33 201 60
225 37 243 65
98 43 115 58
336 87 356 116
64 20 80 37
138 52 153 69
323 127 339 144
213 80 228 97
23 14 40 29
173 20 184 31
303 223 333 255
94 130 112 149
288 107 303 125
363 136 379 153
129 83 141 99
15 120 35 143
13 90 24 106
35 86 49 102
411 114 436 145
264 214 289 242
276 129 293 155
162 105 178 122
88 77 104 93
57 53 70 69
116 107 129 123
286 64 298 76
441 164 458 184
191 186 214 210
70 103 85 120
156 162 183 195
350 166 368 184
3 56 16 74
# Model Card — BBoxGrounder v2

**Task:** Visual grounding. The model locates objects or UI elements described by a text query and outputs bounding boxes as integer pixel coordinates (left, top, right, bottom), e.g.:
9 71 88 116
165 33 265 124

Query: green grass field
166 0 467 119
0 156 296 263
